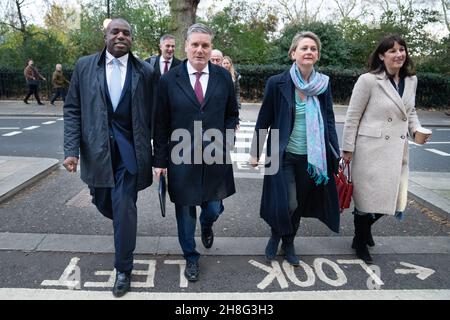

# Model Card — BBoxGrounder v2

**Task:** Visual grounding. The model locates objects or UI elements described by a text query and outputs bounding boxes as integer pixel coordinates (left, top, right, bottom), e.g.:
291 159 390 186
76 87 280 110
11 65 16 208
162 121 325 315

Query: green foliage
235 64 449 107
272 21 353 68
204 0 278 64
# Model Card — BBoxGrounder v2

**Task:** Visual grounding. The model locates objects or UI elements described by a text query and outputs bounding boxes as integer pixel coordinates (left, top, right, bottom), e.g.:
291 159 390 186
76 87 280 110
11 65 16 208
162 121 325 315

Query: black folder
158 174 167 217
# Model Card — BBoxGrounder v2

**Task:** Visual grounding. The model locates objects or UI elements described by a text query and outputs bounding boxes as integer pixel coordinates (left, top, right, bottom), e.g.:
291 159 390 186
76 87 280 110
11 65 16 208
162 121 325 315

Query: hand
63 157 78 172
249 156 259 167
342 151 353 162
153 167 167 179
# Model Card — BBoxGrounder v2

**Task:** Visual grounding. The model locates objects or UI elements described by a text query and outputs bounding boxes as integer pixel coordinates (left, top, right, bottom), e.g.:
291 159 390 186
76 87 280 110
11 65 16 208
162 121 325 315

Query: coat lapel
376 72 406 116
176 62 202 108
96 51 107 107
278 71 294 119
402 76 413 106
202 63 219 109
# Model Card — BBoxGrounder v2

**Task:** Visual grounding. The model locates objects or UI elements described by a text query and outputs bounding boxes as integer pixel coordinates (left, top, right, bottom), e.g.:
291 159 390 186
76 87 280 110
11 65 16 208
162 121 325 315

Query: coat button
385 135 390 140
402 118 407 121
388 117 392 122
401 135 405 139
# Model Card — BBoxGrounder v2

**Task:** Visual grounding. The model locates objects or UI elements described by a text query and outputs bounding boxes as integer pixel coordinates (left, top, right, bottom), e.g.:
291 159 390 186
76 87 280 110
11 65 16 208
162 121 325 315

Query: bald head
105 18 133 58
210 49 223 65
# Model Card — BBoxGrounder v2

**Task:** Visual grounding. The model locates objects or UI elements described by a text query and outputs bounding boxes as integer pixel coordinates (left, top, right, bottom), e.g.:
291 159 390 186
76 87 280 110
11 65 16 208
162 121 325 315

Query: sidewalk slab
409 172 450 219
1 232 449 255
0 156 60 203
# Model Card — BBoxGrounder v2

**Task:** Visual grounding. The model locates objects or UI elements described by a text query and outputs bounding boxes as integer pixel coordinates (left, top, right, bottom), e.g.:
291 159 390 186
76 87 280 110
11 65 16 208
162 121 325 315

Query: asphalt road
0 115 449 301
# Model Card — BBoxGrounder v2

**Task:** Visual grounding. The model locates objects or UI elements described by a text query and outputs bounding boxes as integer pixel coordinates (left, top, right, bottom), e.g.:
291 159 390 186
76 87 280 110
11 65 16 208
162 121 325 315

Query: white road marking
23 126 40 130
0 127 20 130
2 131 22 137
436 128 450 131
425 148 450 156
41 257 81 290
248 260 289 290
394 262 436 280
1 288 449 300
42 121 56 125
57 118 64 121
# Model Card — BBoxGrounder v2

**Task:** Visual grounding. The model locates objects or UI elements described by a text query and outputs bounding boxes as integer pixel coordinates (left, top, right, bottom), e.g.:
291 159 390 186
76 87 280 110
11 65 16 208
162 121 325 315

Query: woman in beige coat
342 35 429 263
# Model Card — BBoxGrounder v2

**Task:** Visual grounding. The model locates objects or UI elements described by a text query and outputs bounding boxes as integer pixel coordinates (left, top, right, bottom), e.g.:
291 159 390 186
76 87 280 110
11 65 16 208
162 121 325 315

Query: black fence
0 68 73 101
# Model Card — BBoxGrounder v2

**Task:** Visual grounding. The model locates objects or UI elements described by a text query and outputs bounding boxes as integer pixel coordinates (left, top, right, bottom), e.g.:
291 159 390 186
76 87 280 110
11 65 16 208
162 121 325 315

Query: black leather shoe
201 227 214 249
184 261 199 282
38 102 45 105
112 271 131 297
23 99 29 104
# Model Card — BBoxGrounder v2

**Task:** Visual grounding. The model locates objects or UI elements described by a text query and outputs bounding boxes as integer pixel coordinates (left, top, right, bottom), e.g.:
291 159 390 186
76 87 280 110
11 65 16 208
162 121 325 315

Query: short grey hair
288 31 321 59
160 34 175 44
186 23 214 41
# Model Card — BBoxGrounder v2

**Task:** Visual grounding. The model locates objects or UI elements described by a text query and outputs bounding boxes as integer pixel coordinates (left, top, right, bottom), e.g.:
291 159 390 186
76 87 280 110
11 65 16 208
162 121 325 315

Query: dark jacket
64 48 155 191
145 55 182 78
153 61 239 205
145 55 182 138
250 70 340 234
52 70 69 88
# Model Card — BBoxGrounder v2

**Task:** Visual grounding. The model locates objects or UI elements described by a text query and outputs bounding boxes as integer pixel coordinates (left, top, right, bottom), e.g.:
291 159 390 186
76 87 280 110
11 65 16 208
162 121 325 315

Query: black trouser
282 152 314 241
24 84 42 103
50 87 66 103
89 145 138 274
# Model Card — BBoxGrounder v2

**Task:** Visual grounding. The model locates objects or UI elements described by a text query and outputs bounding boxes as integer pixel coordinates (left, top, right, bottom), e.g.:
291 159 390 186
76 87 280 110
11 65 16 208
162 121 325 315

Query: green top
286 95 307 155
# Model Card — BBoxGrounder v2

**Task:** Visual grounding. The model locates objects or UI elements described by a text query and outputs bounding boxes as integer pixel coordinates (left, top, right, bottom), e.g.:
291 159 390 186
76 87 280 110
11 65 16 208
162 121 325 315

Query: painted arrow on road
394 262 435 280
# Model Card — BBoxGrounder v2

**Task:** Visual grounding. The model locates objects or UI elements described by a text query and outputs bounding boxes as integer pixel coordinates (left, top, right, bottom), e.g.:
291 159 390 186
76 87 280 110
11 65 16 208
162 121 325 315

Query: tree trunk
169 0 200 59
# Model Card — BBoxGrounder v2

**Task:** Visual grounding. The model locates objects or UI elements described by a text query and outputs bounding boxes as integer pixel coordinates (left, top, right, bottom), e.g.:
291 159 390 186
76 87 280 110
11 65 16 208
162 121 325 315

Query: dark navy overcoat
250 70 341 235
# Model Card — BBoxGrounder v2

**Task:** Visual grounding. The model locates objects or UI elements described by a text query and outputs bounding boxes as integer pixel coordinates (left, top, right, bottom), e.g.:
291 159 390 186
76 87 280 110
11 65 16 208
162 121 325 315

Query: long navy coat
153 61 239 205
250 70 341 234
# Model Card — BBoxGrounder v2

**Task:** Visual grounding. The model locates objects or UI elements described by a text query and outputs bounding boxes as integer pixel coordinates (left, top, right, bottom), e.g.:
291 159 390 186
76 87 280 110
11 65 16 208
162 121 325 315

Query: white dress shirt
105 50 128 91
186 61 209 97
159 57 173 75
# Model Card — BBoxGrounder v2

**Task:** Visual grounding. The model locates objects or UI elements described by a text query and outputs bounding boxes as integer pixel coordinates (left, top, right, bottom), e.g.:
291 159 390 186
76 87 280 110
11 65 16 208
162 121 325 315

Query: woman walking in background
342 35 429 263
250 32 340 266
222 56 241 109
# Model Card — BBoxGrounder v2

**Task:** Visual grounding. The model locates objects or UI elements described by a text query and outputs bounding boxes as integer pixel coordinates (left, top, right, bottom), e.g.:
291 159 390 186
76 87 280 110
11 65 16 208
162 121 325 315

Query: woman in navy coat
250 31 340 265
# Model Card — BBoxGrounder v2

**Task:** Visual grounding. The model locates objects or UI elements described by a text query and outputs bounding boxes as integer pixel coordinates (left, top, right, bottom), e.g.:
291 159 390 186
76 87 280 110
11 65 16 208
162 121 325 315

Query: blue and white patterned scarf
289 63 330 185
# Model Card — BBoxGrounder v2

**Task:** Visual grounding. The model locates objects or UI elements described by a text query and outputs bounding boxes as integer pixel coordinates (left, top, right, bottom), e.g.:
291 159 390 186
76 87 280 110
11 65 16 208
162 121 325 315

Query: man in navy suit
153 23 239 282
145 35 181 138
145 34 181 78
63 18 154 297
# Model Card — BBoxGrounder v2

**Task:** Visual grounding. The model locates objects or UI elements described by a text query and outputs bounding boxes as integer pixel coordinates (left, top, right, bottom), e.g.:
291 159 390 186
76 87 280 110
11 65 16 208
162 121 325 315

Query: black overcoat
250 70 341 234
64 48 155 191
153 61 239 205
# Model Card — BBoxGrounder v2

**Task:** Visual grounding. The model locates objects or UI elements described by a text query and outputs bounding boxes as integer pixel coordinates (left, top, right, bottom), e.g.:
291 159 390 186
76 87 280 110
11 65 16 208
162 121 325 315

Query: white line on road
0 288 449 300
2 131 22 137
0 127 20 130
436 129 450 131
42 121 56 125
425 148 450 156
57 118 64 121
23 126 40 130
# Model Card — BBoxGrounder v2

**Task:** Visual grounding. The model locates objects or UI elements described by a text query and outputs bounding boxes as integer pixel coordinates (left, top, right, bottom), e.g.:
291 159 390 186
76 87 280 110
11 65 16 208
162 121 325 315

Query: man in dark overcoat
153 23 239 282
63 18 154 297
145 34 181 138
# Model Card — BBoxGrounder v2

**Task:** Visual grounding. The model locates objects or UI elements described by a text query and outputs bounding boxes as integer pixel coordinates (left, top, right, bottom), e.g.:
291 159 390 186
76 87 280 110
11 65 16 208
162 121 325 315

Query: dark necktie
163 60 169 74
194 72 204 105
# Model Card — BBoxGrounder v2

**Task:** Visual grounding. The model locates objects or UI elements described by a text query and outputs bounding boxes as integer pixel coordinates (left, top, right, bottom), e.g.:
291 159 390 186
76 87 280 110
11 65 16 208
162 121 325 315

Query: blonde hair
288 31 322 60
223 56 236 81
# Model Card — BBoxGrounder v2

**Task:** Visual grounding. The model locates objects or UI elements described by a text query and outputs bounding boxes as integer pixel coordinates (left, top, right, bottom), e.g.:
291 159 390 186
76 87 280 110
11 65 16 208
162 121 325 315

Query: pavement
0 99 449 217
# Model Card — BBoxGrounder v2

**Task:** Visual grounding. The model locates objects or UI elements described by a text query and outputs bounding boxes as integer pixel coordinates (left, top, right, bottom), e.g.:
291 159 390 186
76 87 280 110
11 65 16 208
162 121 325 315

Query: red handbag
334 159 353 213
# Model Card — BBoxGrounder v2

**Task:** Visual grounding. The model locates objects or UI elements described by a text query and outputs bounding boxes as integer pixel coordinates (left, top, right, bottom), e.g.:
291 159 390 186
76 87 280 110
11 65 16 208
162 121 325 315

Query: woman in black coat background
250 31 340 266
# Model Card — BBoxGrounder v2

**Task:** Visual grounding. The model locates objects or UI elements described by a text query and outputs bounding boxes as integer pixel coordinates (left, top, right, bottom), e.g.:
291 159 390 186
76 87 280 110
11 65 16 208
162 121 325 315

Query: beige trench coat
342 72 421 215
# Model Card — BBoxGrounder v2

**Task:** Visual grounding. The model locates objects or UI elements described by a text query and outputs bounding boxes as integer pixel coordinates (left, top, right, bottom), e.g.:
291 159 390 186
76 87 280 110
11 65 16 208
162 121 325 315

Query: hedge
236 64 450 108
1 65 449 108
